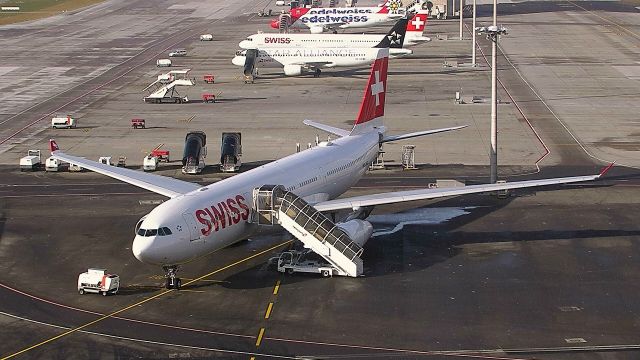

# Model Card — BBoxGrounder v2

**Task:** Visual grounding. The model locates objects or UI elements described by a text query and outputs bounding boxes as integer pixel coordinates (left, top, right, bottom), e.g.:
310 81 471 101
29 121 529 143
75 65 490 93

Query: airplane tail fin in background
49 139 60 153
406 11 428 34
374 16 409 49
351 48 389 135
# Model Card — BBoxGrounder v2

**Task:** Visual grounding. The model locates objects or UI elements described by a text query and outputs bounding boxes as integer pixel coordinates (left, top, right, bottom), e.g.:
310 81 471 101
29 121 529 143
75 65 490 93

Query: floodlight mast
476 18 507 183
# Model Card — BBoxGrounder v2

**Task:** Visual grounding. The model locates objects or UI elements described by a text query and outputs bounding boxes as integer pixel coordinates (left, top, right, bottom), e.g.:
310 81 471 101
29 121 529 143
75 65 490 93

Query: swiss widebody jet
51 49 609 289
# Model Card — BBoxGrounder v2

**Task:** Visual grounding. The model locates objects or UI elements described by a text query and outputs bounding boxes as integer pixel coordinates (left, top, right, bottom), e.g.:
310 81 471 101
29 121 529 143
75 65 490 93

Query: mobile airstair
252 185 363 277
143 69 195 103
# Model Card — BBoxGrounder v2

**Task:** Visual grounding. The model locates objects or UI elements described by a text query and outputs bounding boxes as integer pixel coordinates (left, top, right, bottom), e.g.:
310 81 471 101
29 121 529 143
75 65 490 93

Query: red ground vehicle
151 149 170 162
203 74 215 84
131 118 146 129
202 93 216 103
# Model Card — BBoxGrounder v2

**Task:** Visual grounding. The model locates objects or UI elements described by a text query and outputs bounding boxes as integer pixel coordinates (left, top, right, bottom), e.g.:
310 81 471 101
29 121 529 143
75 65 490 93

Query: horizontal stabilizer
381 125 468 143
303 120 350 137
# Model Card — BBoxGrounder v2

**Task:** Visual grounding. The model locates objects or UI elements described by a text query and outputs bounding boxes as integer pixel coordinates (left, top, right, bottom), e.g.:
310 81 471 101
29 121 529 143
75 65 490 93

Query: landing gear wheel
314 69 321 78
163 265 181 289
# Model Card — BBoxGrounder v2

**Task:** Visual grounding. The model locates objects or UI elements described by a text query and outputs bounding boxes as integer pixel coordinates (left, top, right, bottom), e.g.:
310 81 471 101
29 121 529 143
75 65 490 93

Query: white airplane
242 11 431 50
233 17 411 77
270 1 406 33
50 49 609 289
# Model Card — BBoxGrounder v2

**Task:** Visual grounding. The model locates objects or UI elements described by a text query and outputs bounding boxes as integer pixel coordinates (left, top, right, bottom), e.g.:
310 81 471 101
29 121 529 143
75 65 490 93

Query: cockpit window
145 229 157 237
138 227 171 237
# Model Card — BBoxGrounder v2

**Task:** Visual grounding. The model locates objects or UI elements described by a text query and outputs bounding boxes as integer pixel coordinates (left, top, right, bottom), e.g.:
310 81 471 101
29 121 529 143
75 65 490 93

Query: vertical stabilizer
351 48 389 135
374 16 409 49
405 11 431 44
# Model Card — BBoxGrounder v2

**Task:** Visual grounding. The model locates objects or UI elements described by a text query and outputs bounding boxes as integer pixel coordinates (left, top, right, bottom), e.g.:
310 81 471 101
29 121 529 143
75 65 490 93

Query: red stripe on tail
354 51 389 126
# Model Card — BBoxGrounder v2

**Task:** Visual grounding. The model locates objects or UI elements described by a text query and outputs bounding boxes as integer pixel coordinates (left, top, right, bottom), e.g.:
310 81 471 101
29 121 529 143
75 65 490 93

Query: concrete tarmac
0 0 639 359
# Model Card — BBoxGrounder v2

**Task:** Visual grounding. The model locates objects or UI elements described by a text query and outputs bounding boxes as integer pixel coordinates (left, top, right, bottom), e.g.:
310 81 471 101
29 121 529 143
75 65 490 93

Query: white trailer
143 155 159 171
156 59 172 67
77 268 120 296
276 250 336 277
45 157 60 172
19 150 41 171
51 115 77 129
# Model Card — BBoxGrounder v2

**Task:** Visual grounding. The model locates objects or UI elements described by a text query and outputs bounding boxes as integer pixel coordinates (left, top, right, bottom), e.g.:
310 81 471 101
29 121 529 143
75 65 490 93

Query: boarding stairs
143 69 194 102
278 13 291 33
252 185 363 277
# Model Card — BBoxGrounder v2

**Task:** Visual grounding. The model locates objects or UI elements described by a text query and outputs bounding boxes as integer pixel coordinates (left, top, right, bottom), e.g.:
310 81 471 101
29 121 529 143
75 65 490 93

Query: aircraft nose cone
132 236 160 264
232 56 245 66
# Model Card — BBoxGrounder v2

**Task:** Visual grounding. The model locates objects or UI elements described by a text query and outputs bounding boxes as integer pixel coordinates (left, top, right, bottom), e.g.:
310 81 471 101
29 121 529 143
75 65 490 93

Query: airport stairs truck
182 131 207 174
143 69 194 103
243 49 258 83
220 132 242 172
253 185 370 277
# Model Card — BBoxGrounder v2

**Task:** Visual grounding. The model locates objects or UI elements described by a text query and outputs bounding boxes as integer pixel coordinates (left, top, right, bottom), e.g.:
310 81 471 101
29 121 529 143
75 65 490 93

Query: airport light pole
476 20 507 183
471 0 477 65
459 0 464 40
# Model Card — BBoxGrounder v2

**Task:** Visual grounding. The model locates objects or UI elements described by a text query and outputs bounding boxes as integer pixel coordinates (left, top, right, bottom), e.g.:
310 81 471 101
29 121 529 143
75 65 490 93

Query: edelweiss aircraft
242 11 430 50
233 17 410 77
270 1 405 33
51 49 608 289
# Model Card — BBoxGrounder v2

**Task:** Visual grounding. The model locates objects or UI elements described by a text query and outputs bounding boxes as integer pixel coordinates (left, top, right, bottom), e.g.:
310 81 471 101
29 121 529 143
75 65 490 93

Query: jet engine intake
283 64 303 76
336 219 373 247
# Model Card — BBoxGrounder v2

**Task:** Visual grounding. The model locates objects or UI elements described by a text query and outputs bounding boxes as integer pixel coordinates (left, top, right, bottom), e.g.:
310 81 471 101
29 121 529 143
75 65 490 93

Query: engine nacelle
336 219 373 247
309 26 324 34
283 64 303 76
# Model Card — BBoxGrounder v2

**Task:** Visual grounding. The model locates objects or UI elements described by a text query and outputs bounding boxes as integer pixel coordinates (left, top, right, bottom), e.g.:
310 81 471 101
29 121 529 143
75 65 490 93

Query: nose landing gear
163 265 182 289
313 69 322 78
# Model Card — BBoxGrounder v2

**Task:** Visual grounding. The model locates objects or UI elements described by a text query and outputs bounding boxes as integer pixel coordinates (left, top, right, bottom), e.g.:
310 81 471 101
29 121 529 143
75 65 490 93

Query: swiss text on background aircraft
233 17 411 76
242 11 431 50
271 3 405 33
51 49 609 289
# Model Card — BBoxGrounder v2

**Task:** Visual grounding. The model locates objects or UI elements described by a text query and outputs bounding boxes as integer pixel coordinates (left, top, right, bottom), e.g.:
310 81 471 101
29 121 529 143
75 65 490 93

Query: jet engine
336 219 373 247
283 64 303 76
309 26 324 34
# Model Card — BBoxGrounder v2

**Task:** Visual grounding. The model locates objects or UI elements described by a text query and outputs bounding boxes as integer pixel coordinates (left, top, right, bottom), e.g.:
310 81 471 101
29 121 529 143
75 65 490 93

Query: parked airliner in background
51 49 609 289
270 2 405 33
233 17 410 77
242 11 430 50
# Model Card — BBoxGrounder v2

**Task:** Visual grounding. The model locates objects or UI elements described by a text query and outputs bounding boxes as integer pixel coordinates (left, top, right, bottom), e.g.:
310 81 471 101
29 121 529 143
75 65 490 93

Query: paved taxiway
0 0 639 358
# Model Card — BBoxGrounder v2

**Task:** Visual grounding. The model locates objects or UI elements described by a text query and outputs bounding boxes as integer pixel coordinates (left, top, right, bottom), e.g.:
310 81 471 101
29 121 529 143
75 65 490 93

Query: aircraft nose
232 56 245 66
132 235 161 264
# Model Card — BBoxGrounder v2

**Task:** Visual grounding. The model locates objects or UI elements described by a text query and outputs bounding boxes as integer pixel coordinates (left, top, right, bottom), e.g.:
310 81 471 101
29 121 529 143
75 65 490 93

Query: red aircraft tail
351 49 389 135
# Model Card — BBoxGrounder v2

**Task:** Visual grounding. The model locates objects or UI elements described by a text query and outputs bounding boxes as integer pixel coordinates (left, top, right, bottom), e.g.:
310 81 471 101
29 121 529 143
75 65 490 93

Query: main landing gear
163 265 182 289
313 69 322 78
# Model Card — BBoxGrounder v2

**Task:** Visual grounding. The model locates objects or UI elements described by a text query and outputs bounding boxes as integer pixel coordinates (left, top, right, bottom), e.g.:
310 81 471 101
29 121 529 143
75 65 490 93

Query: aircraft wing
313 170 610 212
50 141 201 198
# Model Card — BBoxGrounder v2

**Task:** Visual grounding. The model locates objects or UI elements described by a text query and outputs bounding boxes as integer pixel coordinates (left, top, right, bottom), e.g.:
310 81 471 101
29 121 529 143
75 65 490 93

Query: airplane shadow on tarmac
218 181 640 290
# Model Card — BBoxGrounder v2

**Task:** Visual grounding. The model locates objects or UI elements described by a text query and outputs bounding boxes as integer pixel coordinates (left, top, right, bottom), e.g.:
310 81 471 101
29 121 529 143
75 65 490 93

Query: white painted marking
370 70 384 106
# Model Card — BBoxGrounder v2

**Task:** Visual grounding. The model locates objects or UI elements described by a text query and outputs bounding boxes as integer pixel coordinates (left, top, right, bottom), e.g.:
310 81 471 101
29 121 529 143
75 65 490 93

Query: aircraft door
182 212 205 243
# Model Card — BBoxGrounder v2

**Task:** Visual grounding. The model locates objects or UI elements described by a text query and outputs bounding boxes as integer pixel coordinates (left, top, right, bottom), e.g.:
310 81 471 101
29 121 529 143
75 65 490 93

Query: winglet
49 139 60 153
598 162 615 178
